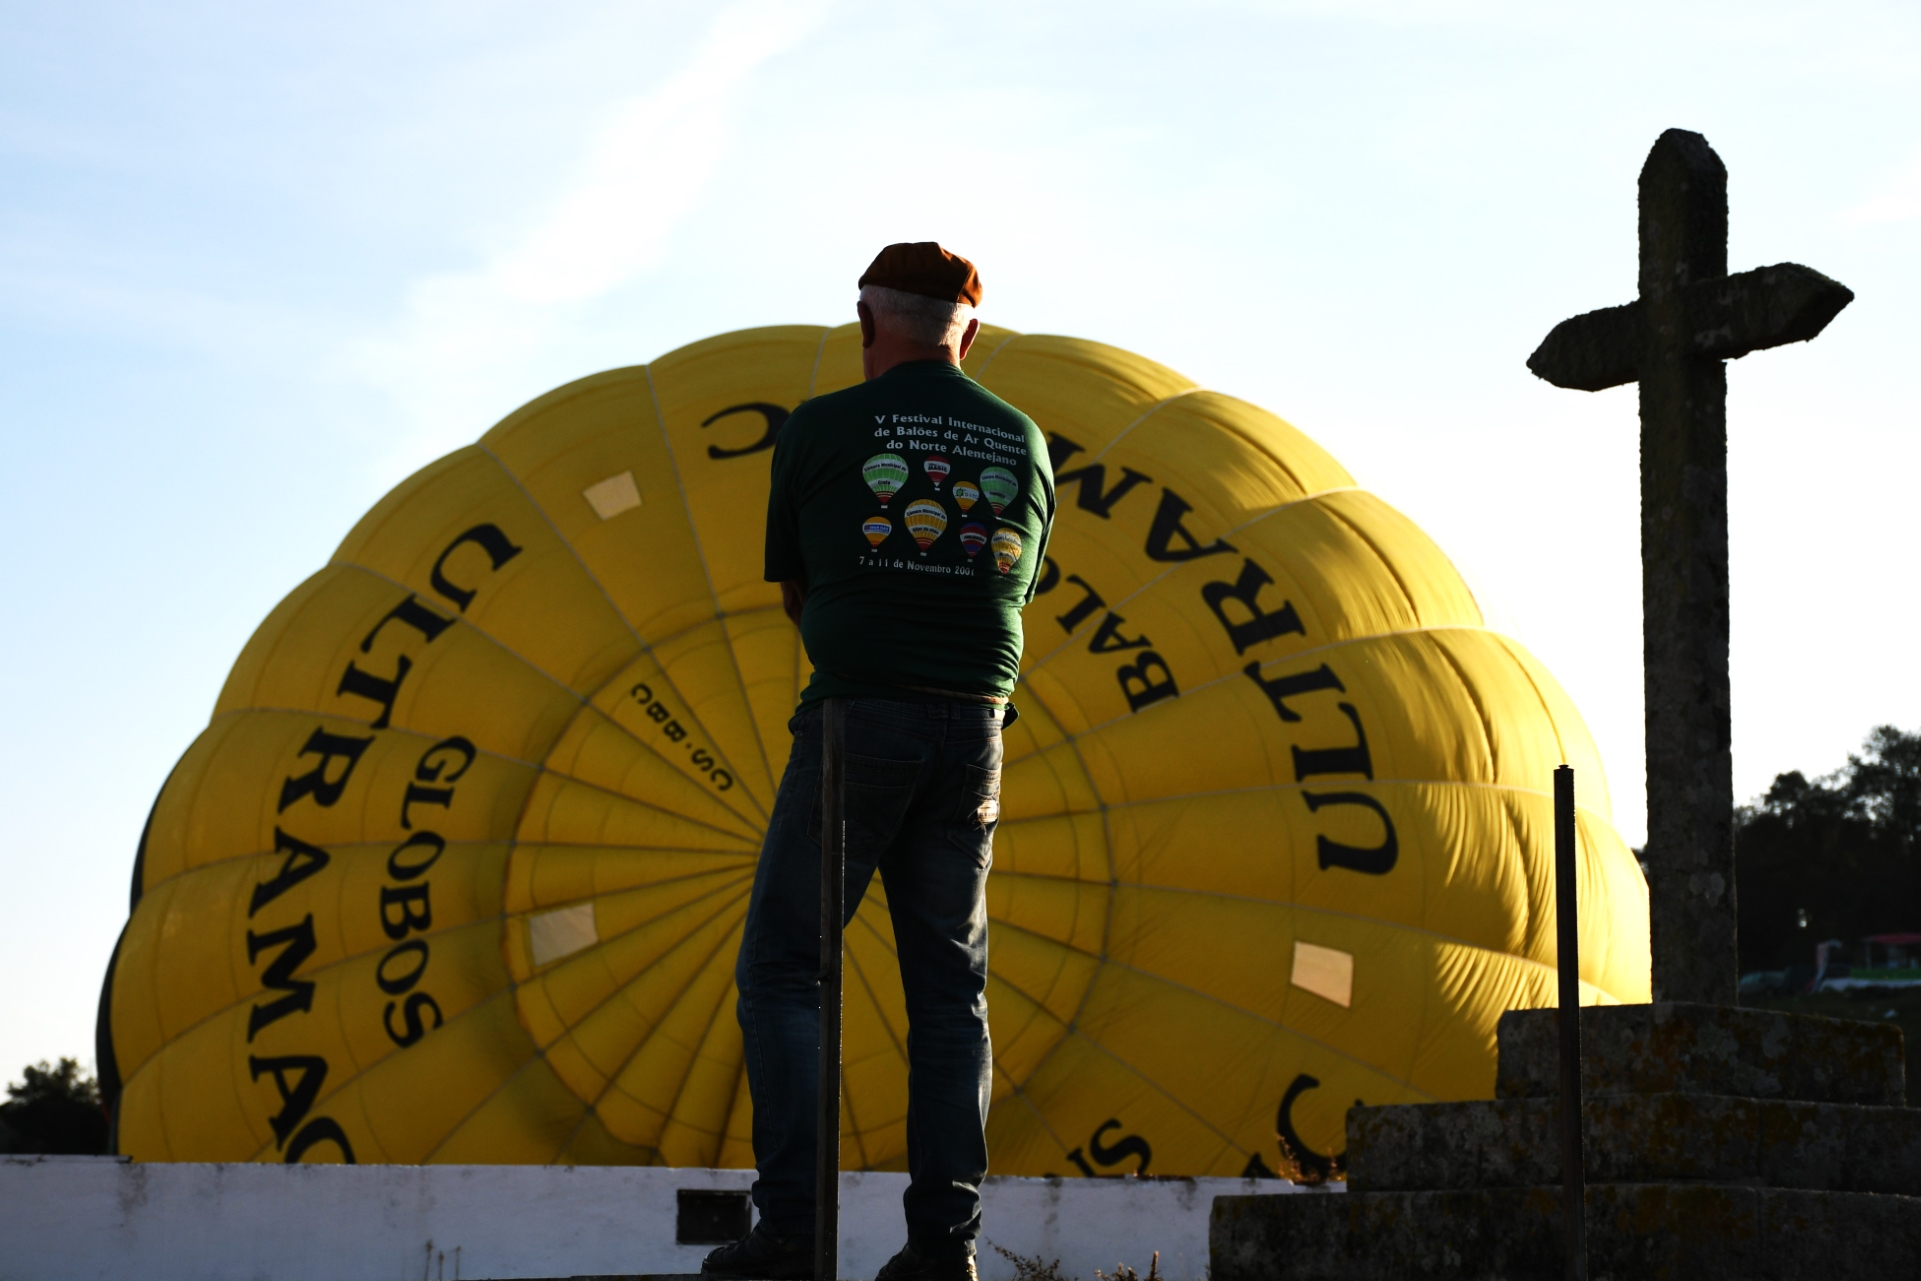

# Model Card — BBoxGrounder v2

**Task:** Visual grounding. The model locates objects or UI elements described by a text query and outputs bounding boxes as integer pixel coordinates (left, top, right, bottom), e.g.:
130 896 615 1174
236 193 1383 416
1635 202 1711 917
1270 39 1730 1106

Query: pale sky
4 0 1917 1081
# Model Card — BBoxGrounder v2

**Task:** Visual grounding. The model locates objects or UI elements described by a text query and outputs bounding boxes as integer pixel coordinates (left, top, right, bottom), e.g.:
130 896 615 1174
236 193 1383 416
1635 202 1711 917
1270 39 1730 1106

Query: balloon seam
319 556 776 831
1426 633 1504 780
1015 486 1368 678
130 711 761 905
633 917 749 1159
130 865 756 1107
634 367 784 805
968 329 1023 379
1316 500 1422 623
803 325 833 399
1052 623 1510 750
527 884 754 1159
472 441 777 823
1081 388 1207 466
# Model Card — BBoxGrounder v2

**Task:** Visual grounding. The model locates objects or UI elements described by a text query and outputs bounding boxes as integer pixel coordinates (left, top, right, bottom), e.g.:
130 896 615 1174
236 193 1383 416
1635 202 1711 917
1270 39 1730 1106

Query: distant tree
1735 726 1921 972
0 1058 109 1155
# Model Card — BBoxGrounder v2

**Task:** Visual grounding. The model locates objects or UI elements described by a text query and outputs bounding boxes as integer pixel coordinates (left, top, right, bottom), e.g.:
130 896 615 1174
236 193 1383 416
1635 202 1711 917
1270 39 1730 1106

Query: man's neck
863 342 961 381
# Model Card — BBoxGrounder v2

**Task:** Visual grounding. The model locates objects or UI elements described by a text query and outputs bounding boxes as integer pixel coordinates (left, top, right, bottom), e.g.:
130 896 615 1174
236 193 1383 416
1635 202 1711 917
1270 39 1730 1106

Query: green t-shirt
764 359 1057 708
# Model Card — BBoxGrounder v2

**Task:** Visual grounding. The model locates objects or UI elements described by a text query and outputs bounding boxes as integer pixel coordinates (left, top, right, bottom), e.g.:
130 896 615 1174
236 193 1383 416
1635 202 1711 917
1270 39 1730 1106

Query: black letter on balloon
248 1054 328 1149
1031 557 1061 596
429 524 524 612
246 916 319 1040
279 728 374 812
360 595 454 653
1243 662 1345 723
379 884 432 940
336 654 412 729
384 992 444 1047
702 403 789 460
1046 433 1084 473
376 940 429 995
386 832 445 882
1048 434 1155 518
1301 791 1398 875
400 785 451 830
284 1116 356 1164
250 828 332 917
1088 613 1152 654
416 736 476 783
1087 1118 1153 1174
1144 489 1236 562
1276 1074 1338 1181
1054 574 1106 634
1291 705 1373 781
1203 560 1306 654
1117 652 1179 713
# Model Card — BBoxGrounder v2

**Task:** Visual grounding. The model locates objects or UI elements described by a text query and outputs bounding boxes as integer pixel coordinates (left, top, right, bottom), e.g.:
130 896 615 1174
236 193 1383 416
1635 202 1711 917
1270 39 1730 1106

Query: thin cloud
350 0 826 474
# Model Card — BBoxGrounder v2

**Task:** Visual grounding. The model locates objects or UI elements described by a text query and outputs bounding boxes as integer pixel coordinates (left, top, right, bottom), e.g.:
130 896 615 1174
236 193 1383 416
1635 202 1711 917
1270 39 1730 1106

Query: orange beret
858 242 983 307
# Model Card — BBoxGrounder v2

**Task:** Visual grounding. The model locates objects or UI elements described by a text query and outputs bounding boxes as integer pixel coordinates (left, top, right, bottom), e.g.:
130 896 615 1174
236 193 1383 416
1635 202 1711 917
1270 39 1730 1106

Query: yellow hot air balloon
98 324 1648 1175
903 499 949 553
989 527 1024 576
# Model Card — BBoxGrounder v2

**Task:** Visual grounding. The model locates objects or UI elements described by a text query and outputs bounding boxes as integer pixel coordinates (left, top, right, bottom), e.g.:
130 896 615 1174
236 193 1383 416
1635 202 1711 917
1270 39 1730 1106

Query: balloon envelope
99 324 1649 1174
864 454 908 505
903 499 949 553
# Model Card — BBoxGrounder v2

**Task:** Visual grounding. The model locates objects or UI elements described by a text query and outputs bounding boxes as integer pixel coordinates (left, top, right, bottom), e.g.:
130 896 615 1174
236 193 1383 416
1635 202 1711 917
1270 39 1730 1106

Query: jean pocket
953 763 1002 866
808 753 922 853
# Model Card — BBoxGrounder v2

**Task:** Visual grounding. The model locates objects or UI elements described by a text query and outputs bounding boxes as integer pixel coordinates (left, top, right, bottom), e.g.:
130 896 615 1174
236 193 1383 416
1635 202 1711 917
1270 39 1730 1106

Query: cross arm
1527 302 1640 392
1687 263 1853 362
1528 263 1854 393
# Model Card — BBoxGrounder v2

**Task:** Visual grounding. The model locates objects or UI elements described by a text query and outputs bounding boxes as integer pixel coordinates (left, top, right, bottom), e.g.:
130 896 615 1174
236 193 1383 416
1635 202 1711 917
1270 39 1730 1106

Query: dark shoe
875 1242 978 1281
701 1222 816 1280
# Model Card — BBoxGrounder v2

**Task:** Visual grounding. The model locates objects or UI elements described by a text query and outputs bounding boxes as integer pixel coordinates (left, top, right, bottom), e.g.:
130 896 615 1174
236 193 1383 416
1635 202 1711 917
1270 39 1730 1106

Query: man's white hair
860 284 975 348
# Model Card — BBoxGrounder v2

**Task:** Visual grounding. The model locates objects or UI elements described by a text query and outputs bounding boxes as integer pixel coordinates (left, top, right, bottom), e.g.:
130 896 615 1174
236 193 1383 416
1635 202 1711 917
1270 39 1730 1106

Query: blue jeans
735 699 1000 1258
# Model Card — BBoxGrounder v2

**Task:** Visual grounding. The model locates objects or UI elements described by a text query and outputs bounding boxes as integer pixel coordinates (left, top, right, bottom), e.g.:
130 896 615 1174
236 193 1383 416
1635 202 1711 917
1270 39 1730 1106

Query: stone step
1495 1002 1905 1106
1210 1184 1921 1281
1345 1092 1921 1196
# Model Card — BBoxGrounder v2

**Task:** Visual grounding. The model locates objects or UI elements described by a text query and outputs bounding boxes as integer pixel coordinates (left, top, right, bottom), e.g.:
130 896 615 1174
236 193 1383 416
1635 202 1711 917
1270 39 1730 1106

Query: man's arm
764 407 806 625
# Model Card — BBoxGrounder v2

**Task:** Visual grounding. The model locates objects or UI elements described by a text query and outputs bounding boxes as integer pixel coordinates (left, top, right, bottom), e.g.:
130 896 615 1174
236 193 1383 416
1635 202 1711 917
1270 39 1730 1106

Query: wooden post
815 699 846 1281
1554 764 1587 1281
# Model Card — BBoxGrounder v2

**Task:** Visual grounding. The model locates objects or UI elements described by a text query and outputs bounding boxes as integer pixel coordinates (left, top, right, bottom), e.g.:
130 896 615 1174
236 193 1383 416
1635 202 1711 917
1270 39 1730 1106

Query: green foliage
0 1058 109 1155
1096 1251 1162 1281
1736 725 1921 971
991 1242 1071 1281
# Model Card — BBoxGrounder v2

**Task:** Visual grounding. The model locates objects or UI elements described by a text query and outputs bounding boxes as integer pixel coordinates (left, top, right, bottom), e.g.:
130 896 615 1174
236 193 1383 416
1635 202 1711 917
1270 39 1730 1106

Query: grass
989 1242 1163 1281
990 1242 1070 1281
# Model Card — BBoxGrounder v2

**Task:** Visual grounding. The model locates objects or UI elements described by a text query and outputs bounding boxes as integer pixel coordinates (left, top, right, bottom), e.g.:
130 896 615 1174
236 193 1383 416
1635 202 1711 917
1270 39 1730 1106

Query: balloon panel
103 323 1648 1177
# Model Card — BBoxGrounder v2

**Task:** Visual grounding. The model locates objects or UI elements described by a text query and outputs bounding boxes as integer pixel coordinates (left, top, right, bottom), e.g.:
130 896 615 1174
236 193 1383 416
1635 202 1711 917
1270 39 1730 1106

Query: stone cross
1528 129 1853 1005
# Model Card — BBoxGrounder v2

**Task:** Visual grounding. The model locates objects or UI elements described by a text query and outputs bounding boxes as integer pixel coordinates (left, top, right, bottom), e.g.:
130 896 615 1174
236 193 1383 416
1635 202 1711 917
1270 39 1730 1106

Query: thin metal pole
1553 764 1587 1281
815 699 846 1281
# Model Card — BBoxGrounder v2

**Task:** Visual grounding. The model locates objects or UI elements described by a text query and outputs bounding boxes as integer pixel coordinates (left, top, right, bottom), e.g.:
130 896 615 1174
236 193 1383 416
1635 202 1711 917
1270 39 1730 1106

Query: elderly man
704 244 1056 1281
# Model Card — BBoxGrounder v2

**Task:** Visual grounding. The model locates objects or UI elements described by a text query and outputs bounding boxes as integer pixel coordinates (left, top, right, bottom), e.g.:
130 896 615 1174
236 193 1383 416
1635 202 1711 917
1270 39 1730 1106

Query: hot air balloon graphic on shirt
979 467 1018 515
924 455 952 489
863 454 910 505
952 480 981 512
862 516 892 548
904 499 948 552
990 527 1023 574
959 523 987 558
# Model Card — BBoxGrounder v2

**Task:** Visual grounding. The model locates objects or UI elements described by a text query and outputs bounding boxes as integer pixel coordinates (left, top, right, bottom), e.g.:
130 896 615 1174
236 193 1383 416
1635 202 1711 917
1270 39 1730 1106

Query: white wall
0 1157 1336 1281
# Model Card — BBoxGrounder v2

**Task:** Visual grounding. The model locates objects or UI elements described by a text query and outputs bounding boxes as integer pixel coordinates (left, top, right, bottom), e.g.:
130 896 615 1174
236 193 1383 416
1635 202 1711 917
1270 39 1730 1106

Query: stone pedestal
1211 1004 1920 1279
